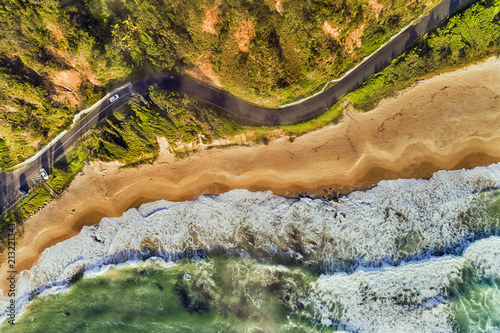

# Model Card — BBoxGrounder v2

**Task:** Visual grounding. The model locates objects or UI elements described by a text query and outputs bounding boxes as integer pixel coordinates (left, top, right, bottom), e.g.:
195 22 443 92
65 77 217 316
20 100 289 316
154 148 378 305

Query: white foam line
1 163 500 324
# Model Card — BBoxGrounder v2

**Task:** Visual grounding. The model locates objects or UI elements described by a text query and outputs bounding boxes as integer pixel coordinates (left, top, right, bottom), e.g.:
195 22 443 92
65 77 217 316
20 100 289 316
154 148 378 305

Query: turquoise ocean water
1 164 500 332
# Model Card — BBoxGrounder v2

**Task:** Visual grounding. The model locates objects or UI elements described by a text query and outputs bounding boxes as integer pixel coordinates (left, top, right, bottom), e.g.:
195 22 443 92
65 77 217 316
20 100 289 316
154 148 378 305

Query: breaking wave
2 163 500 332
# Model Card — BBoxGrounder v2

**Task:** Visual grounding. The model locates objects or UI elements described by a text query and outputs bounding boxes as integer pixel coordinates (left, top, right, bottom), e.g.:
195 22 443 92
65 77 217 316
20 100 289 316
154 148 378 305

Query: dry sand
2 57 500 293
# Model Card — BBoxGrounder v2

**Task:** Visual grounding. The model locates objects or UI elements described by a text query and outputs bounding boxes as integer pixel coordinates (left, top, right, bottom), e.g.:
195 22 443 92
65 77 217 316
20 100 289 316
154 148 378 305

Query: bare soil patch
46 47 102 87
345 24 366 54
202 5 220 34
46 23 64 41
323 21 341 40
275 0 283 14
235 20 255 52
187 52 222 87
49 70 83 107
368 0 384 20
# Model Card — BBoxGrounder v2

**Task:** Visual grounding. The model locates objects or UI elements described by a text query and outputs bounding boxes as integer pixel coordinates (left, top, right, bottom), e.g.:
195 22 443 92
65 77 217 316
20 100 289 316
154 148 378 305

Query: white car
40 168 49 180
109 94 120 103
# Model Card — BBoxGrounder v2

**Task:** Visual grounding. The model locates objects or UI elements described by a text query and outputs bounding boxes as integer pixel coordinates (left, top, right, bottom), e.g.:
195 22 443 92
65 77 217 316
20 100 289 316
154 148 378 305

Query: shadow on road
0 0 473 216
426 12 439 31
52 139 64 159
19 173 27 190
0 173 7 215
97 102 108 122
41 150 49 173
404 27 419 49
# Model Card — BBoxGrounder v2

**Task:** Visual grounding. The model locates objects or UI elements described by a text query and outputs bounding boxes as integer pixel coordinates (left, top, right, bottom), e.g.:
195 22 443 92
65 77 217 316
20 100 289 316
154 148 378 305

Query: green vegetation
89 0 500 163
1 0 500 242
0 138 14 170
0 86 245 241
89 85 245 164
75 0 500 165
346 0 500 111
0 0 437 168
280 0 500 135
281 102 345 136
105 0 438 106
47 143 91 193
0 186 52 247
0 0 126 168
0 143 90 244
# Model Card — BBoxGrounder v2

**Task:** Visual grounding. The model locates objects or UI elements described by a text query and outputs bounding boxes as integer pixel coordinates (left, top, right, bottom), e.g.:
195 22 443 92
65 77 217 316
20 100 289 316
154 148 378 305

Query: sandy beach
1 56 500 294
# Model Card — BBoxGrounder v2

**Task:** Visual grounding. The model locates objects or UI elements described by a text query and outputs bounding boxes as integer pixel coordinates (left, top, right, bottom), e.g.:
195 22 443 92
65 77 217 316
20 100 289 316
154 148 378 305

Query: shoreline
1 56 499 295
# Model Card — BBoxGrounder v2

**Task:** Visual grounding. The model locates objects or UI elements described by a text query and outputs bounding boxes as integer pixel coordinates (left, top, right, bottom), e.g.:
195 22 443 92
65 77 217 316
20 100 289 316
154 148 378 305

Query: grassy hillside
0 0 129 169
92 0 500 160
2 0 500 245
89 86 245 164
108 0 439 105
0 0 439 169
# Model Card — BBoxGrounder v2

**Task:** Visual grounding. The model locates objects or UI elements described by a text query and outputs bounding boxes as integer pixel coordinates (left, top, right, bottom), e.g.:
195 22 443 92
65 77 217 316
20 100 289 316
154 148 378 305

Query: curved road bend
0 0 470 213
135 0 470 124
0 86 133 214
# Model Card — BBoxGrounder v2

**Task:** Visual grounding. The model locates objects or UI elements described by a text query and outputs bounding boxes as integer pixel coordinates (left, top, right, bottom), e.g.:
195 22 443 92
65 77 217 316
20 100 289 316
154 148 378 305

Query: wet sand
1 56 500 294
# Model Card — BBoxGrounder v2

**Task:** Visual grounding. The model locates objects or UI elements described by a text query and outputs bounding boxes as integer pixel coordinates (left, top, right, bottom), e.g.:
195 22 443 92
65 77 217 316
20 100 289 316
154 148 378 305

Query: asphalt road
0 0 470 214
0 85 133 214
133 0 469 125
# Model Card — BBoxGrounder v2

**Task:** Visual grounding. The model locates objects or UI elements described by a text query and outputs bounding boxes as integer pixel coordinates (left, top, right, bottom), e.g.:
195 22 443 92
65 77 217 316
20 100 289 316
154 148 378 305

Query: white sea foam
306 237 500 333
1 163 500 325
464 236 500 278
82 258 157 280
307 256 463 332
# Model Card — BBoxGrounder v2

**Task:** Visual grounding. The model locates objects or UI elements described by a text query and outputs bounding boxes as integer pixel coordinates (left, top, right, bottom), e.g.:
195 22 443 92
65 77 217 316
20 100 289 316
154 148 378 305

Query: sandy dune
1 57 500 293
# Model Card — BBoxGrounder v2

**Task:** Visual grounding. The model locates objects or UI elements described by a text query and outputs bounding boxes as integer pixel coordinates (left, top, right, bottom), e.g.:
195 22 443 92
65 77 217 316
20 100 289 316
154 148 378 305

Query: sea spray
1 163 500 331
3 239 500 332
304 237 500 332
